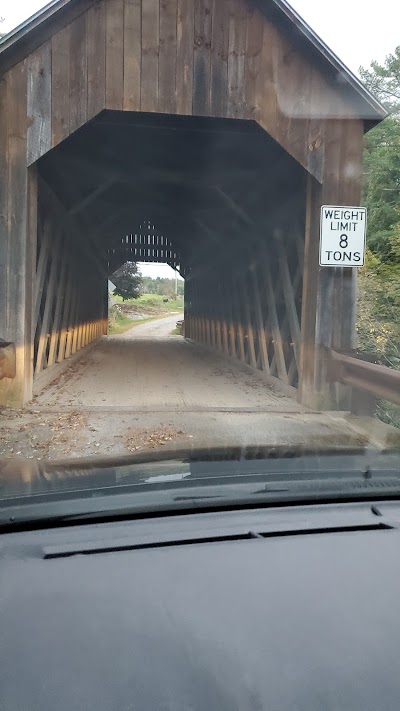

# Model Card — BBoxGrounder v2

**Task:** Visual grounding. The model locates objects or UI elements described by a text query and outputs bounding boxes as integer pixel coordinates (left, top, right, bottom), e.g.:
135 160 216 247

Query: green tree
363 117 400 261
112 262 142 301
360 47 400 115
358 48 400 426
360 50 400 262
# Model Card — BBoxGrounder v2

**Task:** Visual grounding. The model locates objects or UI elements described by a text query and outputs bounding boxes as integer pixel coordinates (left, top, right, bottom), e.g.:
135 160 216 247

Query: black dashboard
1 502 400 710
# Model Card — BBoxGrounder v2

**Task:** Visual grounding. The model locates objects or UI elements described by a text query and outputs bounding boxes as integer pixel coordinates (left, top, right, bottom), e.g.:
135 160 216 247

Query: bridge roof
0 0 387 124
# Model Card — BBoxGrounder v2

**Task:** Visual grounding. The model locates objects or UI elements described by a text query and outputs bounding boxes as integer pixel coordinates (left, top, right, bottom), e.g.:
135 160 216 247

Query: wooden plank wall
0 0 366 408
0 62 36 408
10 0 360 181
185 219 304 394
33 181 108 378
298 118 364 408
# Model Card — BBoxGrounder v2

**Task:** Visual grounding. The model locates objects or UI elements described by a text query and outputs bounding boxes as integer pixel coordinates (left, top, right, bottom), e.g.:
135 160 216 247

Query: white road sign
319 206 367 267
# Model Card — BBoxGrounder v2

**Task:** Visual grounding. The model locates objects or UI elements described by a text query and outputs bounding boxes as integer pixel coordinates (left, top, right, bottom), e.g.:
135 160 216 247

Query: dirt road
36 313 301 411
0 315 376 461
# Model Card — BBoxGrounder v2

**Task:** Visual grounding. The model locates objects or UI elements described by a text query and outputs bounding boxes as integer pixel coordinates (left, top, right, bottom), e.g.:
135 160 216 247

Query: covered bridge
0 0 386 409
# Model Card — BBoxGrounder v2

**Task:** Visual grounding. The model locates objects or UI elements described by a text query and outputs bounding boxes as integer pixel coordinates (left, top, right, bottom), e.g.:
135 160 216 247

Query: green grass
170 327 182 336
108 313 136 335
113 293 184 310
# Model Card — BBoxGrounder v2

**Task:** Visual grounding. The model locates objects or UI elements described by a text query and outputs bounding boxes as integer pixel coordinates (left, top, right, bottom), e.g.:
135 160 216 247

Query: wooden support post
60 265 77 361
35 227 62 374
262 253 288 384
250 266 270 374
298 175 329 407
0 64 37 408
47 231 68 367
221 284 230 356
231 276 246 363
240 272 258 370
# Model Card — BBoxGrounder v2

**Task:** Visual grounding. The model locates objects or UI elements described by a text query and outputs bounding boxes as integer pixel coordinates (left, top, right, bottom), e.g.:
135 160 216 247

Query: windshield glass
0 0 399 513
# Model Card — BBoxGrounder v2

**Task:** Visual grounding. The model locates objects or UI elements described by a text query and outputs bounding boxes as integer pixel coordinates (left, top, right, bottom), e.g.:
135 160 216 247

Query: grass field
109 309 181 336
113 293 184 311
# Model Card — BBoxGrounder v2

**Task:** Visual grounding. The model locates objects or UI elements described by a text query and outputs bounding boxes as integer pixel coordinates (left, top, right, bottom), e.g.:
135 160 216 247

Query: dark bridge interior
35 110 306 391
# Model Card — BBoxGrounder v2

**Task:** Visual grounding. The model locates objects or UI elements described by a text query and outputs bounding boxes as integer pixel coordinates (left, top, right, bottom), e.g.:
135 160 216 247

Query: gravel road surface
0 315 382 461
35 314 301 411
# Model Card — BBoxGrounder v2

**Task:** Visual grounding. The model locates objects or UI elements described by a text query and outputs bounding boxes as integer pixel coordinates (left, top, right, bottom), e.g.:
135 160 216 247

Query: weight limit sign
319 206 367 267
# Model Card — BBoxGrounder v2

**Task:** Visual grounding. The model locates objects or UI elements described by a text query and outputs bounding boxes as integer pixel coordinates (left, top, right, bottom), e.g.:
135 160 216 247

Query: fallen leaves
124 426 189 453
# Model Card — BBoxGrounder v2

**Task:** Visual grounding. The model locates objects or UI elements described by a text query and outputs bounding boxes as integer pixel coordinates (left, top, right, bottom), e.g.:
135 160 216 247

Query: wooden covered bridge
0 0 388 411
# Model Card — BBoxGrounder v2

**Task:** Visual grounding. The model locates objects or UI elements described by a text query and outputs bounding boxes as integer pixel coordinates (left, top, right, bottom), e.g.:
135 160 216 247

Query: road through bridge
0 315 378 461
0 0 389 425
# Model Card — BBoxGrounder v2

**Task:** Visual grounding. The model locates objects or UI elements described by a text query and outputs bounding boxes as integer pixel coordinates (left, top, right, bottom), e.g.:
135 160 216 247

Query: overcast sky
1 0 398 277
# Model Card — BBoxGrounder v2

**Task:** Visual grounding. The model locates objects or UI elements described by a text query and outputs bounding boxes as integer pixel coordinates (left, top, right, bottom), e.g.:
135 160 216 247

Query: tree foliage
357 49 400 426
111 262 142 301
360 46 400 261
140 275 184 298
363 117 400 261
360 47 400 115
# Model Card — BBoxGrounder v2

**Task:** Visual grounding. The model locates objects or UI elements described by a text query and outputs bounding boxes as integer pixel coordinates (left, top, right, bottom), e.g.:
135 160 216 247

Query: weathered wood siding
0 0 367 409
0 62 36 407
0 0 361 179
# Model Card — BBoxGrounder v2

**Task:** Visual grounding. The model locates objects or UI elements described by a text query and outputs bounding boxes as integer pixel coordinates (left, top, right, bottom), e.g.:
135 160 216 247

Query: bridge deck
0 317 372 461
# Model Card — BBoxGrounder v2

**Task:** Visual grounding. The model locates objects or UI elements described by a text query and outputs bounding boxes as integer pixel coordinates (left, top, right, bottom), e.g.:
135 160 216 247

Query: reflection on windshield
0 0 399 508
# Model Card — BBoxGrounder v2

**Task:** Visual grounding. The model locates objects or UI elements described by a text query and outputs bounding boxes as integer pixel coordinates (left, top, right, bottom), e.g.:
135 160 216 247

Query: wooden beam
159 0 177 114
51 24 70 147
239 271 257 369
87 0 106 119
34 218 51 337
263 254 288 383
6 61 33 407
57 257 75 362
35 227 62 374
210 0 229 117
0 74 9 341
105 0 124 110
69 13 88 133
276 233 301 366
27 42 52 165
193 0 212 116
47 231 69 367
68 178 116 216
298 174 322 406
123 0 141 111
250 265 270 374
141 0 159 112
176 0 194 115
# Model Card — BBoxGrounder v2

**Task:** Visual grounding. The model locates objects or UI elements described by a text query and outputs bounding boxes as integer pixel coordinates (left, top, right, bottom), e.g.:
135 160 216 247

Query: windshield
0 0 399 515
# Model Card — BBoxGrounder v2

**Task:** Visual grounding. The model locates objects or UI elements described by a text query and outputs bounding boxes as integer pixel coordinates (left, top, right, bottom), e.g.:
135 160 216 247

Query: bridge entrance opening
34 110 306 404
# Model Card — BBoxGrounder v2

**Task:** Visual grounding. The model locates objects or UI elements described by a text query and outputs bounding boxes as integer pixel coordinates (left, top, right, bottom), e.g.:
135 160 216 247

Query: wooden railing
328 349 400 412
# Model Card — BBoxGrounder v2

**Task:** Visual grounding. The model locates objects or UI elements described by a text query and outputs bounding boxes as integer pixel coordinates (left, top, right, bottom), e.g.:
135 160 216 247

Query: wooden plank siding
176 0 194 115
69 13 88 132
105 0 124 109
123 0 141 110
87 0 106 119
51 25 71 146
159 0 177 113
141 0 160 112
0 61 36 407
27 43 52 165
0 0 369 409
2 0 364 179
